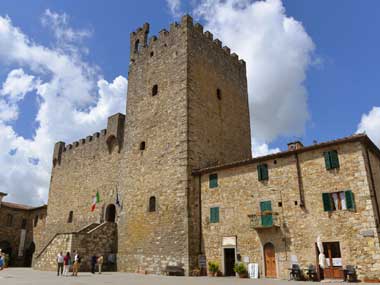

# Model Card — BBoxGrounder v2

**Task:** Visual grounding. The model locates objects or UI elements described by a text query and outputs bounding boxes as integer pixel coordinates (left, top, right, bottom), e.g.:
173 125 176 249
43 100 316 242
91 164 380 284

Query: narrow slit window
149 196 156 212
67 211 73 223
152 84 158 96
216 88 222 100
140 141 146 150
134 39 141 54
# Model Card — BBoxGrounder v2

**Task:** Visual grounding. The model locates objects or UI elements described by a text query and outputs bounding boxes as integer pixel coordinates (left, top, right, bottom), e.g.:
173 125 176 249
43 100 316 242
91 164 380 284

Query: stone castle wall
199 140 380 279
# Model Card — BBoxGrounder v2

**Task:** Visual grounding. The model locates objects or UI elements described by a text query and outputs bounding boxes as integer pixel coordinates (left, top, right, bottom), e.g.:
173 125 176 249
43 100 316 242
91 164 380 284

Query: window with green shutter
210 207 219 223
345 190 355 211
322 193 332 211
257 164 269 181
324 150 340 170
209 174 218 188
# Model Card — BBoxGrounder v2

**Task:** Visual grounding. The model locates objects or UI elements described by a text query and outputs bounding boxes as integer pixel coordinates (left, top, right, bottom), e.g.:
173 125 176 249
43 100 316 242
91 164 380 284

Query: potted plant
208 261 219 277
234 262 247 278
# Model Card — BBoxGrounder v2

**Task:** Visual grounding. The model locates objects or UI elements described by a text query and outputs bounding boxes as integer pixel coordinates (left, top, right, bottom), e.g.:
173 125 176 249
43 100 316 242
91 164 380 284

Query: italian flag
91 192 100 212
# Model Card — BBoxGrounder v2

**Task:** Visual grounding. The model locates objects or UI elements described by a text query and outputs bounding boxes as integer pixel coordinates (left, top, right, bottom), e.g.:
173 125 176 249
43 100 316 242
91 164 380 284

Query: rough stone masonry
32 15 380 280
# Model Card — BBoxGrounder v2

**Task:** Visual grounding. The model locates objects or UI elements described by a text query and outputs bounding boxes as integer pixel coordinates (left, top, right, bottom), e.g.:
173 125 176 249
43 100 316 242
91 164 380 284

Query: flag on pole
116 191 121 208
91 191 100 212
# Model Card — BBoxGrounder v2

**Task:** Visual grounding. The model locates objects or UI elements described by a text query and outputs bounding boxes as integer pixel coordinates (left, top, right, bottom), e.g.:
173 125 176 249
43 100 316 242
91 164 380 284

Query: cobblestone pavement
0 268 356 285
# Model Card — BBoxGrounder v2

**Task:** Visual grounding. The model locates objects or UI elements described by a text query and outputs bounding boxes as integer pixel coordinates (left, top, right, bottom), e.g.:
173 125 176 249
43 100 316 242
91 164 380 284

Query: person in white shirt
56 252 64 276
72 251 80 276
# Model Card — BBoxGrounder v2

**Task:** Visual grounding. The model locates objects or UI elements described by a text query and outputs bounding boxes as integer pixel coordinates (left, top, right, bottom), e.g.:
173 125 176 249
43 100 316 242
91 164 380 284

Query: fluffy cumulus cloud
190 0 315 156
357 107 380 147
0 12 127 205
166 0 182 18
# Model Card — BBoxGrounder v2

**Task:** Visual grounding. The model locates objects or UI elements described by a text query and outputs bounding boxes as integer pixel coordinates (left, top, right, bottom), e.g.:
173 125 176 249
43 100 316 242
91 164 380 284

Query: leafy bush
233 262 247 274
208 261 219 273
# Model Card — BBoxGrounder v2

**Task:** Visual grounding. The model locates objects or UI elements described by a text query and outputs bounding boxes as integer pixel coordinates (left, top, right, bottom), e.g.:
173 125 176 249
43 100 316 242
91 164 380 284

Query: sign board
332 258 342 266
18 229 26 257
248 263 258 279
198 255 207 268
222 236 236 246
243 256 250 263
291 255 298 265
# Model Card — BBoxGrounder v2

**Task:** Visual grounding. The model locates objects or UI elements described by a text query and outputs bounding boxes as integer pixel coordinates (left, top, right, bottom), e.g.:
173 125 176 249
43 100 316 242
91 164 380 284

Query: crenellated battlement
52 113 125 168
129 14 245 68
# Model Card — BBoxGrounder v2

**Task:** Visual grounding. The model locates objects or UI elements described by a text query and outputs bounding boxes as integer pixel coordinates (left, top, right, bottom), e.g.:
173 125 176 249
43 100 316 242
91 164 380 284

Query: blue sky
0 0 379 204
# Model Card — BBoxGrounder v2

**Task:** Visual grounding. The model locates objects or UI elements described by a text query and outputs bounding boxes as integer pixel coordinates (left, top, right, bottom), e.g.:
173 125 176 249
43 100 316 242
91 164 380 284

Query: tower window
67 211 73 223
6 214 13 226
150 51 154 57
34 215 38 227
149 196 156 212
152 84 158 96
216 88 222 100
140 141 146 150
21 218 27 229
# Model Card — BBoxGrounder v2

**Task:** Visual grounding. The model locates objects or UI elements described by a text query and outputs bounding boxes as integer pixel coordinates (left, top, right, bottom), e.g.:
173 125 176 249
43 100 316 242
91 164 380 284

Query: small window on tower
152 84 158 96
21 218 27 229
216 88 222 100
149 196 156 212
140 141 146 151
67 211 73 223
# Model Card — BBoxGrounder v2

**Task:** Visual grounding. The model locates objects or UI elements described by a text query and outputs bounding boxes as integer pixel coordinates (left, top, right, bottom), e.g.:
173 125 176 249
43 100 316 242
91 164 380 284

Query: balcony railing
248 211 280 229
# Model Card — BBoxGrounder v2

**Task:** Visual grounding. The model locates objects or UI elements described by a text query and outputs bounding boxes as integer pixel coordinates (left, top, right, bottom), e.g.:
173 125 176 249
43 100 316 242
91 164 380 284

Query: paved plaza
0 268 359 285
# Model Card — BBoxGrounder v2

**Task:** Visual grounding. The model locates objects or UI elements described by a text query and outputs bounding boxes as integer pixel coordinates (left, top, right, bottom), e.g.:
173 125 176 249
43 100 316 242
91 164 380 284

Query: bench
163 265 185 276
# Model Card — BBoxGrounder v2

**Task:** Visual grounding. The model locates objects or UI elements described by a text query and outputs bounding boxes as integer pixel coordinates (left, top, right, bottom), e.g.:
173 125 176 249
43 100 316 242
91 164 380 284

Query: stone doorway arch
105 204 116 223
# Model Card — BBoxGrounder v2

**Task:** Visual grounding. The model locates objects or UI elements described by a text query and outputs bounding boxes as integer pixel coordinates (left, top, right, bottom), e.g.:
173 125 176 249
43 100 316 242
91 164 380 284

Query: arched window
140 141 146 151
149 196 156 212
152 84 158 96
134 39 141 54
67 211 73 223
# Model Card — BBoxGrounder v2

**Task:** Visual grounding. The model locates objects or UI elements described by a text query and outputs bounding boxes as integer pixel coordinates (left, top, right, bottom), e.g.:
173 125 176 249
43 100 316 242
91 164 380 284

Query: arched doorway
105 204 116 223
264 242 276 278
0 240 12 266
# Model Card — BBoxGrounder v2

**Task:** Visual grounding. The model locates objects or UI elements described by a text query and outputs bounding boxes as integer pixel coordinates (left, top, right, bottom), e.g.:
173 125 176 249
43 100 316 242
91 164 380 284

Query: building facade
32 15 380 280
0 192 47 267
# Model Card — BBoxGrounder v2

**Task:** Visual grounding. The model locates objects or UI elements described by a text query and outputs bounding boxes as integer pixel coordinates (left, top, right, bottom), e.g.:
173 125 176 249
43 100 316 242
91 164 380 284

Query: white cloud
0 13 127 206
357 106 380 147
166 0 182 17
195 0 315 155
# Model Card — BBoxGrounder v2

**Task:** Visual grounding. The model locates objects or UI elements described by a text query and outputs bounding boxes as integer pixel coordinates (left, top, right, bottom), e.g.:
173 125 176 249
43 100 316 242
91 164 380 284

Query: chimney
287 141 304 151
0 192 7 208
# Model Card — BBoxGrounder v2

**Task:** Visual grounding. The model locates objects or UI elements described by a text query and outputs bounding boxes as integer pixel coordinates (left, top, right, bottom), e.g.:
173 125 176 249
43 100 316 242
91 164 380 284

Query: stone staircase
33 222 117 271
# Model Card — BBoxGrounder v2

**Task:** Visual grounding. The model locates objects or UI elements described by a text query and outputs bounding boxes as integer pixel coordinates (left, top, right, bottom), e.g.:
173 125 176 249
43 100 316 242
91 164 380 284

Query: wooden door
322 242 344 279
264 243 276 278
260 201 273 226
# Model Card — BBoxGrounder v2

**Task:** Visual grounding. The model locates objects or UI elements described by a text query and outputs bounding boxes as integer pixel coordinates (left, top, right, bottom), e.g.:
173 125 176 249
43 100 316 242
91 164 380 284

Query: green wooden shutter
210 207 219 223
322 193 332 211
209 174 218 188
324 152 332 170
345 190 355 210
260 201 273 226
257 164 268 181
330 150 340 169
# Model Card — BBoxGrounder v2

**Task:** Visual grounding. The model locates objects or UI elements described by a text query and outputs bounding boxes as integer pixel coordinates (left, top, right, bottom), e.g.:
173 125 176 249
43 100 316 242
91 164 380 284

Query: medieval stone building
32 15 380 280
0 192 47 267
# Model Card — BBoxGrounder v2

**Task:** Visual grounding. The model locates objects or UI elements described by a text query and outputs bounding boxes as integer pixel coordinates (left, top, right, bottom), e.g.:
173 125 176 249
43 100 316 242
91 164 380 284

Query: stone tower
117 15 251 274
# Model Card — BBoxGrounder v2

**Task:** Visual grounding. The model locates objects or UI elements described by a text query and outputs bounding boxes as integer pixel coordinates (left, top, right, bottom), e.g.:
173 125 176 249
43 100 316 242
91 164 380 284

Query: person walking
63 252 71 277
0 253 4 271
72 251 81 276
91 255 97 274
57 252 64 276
97 255 103 274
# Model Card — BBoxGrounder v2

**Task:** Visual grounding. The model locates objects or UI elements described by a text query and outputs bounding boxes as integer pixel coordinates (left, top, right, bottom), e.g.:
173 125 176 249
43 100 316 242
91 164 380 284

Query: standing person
91 255 97 274
63 252 71 277
72 251 81 276
56 252 64 276
0 253 4 271
97 255 103 274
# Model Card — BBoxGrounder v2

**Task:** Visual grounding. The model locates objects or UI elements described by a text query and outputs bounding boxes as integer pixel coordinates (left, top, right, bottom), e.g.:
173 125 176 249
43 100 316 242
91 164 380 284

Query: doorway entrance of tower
264 242 277 278
316 241 343 279
0 240 12 266
223 248 236 276
105 204 116 223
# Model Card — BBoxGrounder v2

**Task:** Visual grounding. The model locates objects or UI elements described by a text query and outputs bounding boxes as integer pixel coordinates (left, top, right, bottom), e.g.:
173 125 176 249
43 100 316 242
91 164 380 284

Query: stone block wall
199 140 380 279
